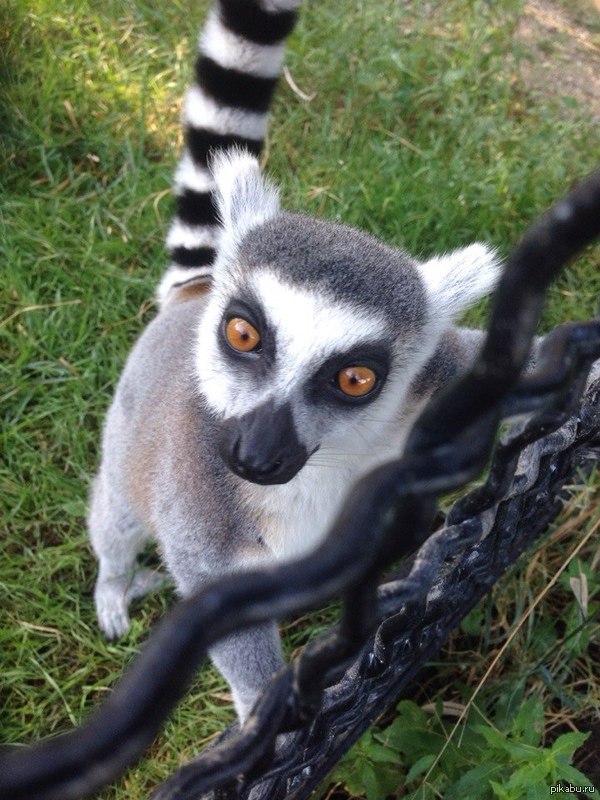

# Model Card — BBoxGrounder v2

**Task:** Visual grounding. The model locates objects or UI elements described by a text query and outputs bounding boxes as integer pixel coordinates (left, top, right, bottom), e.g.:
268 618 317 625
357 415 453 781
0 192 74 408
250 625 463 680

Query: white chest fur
244 459 358 561
240 423 412 562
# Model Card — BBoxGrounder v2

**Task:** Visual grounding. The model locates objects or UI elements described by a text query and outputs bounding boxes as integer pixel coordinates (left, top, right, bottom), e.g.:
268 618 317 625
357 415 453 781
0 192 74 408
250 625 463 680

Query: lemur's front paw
94 578 131 640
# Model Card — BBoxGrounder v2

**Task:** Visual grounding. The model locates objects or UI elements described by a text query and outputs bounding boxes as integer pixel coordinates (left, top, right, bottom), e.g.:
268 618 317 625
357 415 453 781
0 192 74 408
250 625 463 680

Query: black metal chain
233 366 600 800
1 172 599 800
150 353 600 800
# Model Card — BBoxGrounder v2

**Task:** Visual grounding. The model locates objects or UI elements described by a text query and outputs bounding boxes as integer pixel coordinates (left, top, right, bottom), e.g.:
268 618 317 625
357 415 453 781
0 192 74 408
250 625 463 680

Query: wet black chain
150 348 600 800
234 367 600 800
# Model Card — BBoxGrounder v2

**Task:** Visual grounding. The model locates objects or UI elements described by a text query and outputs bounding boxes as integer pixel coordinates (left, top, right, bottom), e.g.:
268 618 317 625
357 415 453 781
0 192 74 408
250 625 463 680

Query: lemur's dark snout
219 401 309 485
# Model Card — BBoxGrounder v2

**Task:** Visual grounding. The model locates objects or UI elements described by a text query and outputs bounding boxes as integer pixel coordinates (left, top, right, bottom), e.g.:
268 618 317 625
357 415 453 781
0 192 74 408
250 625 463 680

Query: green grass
1 0 599 798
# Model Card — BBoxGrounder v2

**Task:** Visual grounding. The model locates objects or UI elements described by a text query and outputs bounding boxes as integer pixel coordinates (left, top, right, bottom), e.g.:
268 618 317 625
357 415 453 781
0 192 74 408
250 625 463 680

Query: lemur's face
193 152 501 485
196 266 424 486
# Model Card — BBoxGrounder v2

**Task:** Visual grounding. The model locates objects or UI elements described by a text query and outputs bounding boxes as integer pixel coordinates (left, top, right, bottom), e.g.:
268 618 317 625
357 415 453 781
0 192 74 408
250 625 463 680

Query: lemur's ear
418 243 502 321
210 149 280 241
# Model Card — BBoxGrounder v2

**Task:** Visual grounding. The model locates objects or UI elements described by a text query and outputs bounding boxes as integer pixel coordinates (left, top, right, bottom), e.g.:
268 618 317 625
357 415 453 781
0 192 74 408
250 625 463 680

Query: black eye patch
309 344 391 406
220 297 276 369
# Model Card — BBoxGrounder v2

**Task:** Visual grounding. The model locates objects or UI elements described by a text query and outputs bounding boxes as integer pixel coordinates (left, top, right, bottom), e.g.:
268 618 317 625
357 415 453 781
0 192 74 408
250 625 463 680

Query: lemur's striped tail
157 0 302 304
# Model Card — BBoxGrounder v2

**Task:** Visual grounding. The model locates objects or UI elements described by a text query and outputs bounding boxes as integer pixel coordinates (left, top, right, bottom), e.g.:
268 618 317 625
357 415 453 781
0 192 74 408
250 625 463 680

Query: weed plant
1 0 599 797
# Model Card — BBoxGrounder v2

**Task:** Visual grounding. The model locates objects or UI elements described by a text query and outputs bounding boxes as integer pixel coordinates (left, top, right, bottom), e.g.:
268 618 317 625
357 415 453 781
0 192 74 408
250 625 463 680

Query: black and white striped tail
158 0 302 304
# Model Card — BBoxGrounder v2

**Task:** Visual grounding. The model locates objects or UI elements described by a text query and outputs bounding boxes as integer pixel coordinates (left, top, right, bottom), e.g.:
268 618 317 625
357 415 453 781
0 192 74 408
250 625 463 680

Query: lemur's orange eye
337 366 377 397
225 317 261 352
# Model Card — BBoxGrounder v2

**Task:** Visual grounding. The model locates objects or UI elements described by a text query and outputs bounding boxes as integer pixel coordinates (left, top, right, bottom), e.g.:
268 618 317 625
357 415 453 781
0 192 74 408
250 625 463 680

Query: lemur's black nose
219 401 308 485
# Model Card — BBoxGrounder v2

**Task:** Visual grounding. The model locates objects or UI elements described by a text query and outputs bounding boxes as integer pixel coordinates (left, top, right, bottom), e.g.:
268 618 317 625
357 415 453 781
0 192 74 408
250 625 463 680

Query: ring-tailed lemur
89 0 501 721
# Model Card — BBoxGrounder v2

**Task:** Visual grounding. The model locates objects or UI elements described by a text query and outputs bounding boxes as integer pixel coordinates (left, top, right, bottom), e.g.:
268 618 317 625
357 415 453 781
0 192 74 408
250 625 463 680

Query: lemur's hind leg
89 475 167 640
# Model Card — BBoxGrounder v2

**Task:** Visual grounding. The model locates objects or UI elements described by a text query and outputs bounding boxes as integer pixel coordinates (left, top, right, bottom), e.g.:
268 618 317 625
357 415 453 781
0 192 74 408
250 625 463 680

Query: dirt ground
516 0 600 120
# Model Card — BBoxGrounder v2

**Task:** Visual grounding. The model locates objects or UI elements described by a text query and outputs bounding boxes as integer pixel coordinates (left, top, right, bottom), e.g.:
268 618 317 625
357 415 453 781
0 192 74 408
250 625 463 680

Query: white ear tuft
210 148 280 241
419 243 502 321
